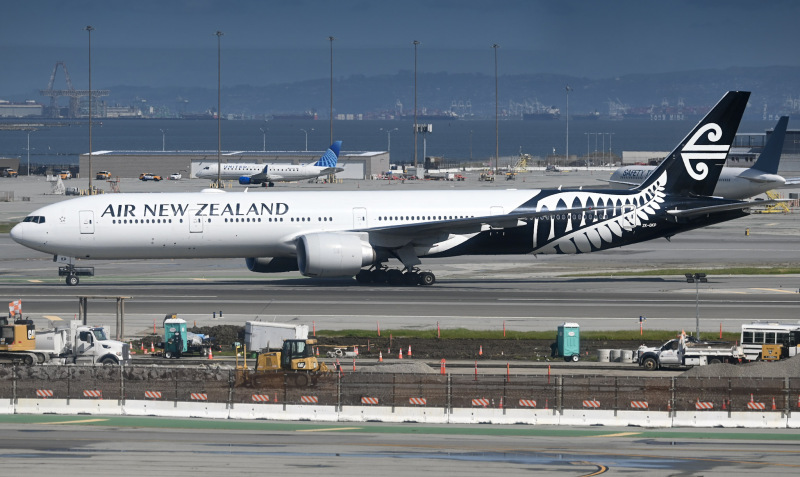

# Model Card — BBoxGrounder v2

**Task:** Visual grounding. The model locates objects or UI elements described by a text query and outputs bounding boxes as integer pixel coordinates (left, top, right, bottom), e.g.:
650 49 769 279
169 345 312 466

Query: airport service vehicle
245 321 309 353
139 173 163 181
169 172 182 180
740 321 800 361
608 116 799 199
238 338 329 387
12 92 784 287
637 333 745 370
0 318 130 365
59 170 71 180
1 168 18 178
197 141 343 187
96 171 112 180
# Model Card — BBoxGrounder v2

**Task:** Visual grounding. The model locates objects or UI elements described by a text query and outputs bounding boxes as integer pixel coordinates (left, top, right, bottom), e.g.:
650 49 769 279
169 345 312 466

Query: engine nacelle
296 233 375 277
245 257 299 273
238 176 252 185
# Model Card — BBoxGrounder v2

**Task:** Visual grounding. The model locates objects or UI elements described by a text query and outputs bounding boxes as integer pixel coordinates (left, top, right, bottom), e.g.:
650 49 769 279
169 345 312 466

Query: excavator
237 338 330 387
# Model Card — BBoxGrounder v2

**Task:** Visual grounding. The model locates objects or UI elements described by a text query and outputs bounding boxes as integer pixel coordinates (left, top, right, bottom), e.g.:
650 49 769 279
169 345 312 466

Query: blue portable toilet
557 322 580 362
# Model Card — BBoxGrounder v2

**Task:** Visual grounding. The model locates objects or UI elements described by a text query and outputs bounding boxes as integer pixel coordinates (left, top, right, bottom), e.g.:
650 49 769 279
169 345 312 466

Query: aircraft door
622 203 639 231
189 209 203 233
79 210 95 234
353 207 367 228
489 206 504 230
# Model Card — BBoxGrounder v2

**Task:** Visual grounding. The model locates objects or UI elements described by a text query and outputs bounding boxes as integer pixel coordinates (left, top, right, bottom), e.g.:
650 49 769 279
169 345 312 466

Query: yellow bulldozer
237 338 330 387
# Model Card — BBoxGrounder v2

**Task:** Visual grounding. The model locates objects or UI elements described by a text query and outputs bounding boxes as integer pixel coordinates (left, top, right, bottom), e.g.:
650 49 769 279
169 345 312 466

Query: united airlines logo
680 123 729 181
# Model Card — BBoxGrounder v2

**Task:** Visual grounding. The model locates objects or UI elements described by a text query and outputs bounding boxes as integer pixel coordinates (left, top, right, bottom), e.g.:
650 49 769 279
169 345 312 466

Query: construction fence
0 366 799 414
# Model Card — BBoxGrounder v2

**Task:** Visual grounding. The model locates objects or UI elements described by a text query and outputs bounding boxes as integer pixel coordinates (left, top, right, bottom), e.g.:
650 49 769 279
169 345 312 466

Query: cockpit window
22 216 45 224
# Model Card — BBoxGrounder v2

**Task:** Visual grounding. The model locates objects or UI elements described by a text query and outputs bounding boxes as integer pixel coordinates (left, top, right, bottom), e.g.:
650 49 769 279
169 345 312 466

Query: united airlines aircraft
196 141 344 186
12 92 770 286
608 116 798 199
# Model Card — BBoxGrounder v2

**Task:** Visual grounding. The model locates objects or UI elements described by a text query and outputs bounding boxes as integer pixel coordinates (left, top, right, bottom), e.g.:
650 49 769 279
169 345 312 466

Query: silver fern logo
532 172 667 254
680 123 729 180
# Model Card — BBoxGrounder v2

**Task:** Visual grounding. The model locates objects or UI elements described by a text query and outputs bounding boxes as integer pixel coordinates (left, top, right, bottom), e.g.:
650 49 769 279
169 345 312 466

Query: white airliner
608 116 799 199
11 92 776 287
196 141 344 186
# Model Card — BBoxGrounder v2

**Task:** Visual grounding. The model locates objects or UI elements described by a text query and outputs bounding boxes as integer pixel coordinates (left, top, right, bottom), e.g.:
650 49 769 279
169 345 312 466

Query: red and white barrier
518 399 537 408
36 389 53 399
471 398 489 407
747 401 766 410
409 397 427 405
582 400 600 408
630 401 649 409
190 393 208 401
695 401 714 410
360 397 379 405
144 391 163 400
300 395 319 404
83 390 102 399
251 394 270 402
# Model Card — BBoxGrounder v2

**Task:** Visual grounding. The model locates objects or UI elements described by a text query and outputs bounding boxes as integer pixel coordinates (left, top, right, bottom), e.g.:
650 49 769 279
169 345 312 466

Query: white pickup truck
637 333 745 370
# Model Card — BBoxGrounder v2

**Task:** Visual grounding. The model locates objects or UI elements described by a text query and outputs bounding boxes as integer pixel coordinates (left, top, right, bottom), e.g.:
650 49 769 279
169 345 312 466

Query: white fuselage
609 165 785 199
10 189 538 260
196 162 333 182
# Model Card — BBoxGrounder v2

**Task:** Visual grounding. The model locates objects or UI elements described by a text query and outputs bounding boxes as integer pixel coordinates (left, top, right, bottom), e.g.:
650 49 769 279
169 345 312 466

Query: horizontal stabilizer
666 199 789 218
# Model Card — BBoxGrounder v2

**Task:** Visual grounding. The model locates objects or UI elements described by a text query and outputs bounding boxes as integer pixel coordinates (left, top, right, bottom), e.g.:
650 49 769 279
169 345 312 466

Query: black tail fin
636 91 750 197
751 116 788 174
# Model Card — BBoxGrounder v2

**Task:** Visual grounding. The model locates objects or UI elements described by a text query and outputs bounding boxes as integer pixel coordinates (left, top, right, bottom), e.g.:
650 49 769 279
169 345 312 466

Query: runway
0 416 799 475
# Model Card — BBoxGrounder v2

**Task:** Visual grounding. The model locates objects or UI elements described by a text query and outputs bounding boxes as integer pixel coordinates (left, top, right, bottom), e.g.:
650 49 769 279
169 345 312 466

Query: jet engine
245 257 299 273
296 233 375 277
238 176 252 185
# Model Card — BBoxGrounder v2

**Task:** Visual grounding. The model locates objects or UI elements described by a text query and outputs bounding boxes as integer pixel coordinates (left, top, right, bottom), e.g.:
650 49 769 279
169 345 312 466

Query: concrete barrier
0 398 795 428
597 349 611 362
620 350 634 363
609 349 622 362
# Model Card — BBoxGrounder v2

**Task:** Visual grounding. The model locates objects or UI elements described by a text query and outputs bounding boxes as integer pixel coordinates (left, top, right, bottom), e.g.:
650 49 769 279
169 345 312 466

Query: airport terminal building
78 149 390 181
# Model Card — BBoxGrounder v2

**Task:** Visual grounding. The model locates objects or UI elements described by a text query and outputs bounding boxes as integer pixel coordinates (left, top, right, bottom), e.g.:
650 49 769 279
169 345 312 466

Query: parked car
0 168 18 178
96 170 112 179
169 172 182 180
139 173 163 181
59 170 72 180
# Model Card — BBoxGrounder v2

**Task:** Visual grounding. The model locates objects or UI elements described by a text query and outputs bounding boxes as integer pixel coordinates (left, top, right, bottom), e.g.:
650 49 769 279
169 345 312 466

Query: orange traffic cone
150 342 155 353
772 397 777 410
479 345 483 356
140 342 144 351
355 346 359 356
399 348 403 359
207 347 213 360
407 345 412 357
379 351 383 362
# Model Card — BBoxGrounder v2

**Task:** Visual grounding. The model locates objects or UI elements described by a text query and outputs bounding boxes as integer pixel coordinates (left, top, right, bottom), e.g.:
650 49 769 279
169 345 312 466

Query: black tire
708 357 722 365
23 354 35 366
642 357 658 371
387 269 404 286
571 354 579 362
66 275 79 286
403 271 420 286
100 356 118 366
355 270 371 284
165 351 173 359
371 268 387 284
418 271 435 286
294 373 309 387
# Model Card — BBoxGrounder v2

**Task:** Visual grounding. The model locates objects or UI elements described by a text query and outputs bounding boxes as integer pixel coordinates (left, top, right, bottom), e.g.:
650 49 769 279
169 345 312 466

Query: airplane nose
9 223 23 243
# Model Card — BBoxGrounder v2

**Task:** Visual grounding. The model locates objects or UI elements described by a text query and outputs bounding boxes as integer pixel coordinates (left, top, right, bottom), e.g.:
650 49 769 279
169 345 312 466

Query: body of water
0 117 779 169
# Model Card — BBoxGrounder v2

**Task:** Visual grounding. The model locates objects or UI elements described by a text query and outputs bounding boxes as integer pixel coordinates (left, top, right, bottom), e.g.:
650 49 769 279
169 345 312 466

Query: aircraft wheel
371 269 387 284
403 271 420 286
418 271 435 286
386 269 404 286
355 270 371 284
66 274 79 286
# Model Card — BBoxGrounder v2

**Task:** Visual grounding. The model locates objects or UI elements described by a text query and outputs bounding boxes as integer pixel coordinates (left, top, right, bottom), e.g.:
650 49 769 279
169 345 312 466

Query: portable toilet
163 317 188 358
557 322 580 362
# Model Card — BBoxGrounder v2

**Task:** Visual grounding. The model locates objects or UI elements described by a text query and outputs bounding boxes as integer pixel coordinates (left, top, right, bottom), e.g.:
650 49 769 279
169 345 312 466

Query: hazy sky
3 0 800 95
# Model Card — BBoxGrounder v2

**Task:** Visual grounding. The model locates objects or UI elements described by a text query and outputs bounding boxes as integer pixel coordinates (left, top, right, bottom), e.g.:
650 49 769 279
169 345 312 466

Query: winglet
314 141 342 168
752 116 788 174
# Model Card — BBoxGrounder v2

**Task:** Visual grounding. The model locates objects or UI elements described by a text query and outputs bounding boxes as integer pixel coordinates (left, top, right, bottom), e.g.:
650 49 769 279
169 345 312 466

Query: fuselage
610 165 785 199
197 163 333 182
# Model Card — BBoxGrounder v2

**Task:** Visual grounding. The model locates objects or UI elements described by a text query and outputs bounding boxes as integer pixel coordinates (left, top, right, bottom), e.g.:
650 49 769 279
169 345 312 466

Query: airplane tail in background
752 116 788 174
636 91 750 197
314 141 342 168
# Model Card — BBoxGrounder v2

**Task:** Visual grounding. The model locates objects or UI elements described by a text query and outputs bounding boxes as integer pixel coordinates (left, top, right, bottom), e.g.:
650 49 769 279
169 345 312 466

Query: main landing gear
355 266 435 287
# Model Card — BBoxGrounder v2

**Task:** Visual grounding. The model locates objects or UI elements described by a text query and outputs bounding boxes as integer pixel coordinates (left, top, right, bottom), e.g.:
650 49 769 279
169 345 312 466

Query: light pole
260 127 267 152
585 132 590 165
160 129 167 152
329 36 334 145
26 131 33 176
300 128 314 151
215 30 223 187
413 40 420 173
85 25 94 192
380 128 398 152
565 85 572 168
493 43 499 176
685 273 708 339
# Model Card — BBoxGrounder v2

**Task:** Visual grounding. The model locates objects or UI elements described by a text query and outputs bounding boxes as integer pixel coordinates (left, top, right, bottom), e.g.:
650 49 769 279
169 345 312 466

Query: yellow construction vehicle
238 338 330 387
0 318 46 365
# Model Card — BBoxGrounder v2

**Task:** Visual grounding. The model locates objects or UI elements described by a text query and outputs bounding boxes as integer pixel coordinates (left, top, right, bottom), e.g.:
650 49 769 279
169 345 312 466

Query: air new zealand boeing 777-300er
11 91 772 286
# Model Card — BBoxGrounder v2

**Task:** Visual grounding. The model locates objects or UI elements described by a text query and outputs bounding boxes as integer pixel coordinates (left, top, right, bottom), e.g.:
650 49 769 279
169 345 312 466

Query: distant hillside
76 66 800 119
